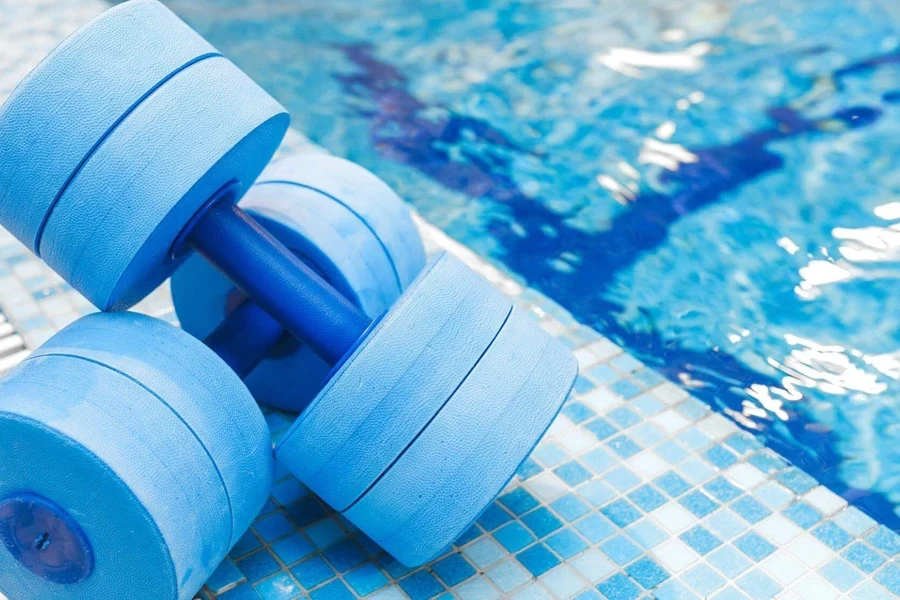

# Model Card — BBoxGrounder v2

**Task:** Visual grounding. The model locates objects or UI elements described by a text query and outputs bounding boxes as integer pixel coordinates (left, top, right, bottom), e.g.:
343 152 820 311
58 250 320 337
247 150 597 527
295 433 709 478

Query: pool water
155 0 900 526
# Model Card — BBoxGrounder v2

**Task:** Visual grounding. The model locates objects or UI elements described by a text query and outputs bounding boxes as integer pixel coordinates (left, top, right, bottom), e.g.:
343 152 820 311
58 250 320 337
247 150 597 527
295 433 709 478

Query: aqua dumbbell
171 153 426 412
0 0 577 597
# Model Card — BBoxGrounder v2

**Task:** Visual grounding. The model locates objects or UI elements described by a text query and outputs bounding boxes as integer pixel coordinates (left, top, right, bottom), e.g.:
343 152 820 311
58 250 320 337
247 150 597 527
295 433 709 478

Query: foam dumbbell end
0 0 289 310
0 312 273 599
275 253 577 565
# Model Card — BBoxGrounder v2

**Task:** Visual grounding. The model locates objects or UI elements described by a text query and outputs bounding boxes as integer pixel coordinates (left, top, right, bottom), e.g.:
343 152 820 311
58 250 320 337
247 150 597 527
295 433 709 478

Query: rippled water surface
157 0 900 524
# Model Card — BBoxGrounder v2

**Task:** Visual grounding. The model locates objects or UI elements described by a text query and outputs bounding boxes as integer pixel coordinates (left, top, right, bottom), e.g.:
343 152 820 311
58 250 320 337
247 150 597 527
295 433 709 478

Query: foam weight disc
27 312 274 546
275 253 513 510
0 0 218 254
255 154 426 290
38 53 288 310
171 154 426 412
344 306 577 566
0 313 272 599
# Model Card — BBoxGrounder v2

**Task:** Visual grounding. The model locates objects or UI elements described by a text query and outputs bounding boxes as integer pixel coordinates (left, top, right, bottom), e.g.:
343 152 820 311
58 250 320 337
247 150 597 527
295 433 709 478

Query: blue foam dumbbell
0 312 273 599
171 153 426 412
0 0 578 596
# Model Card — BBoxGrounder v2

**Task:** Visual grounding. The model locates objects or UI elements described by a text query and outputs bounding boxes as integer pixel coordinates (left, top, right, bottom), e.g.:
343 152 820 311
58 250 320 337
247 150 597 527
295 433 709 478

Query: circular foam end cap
28 311 274 544
275 253 513 510
171 154 426 412
0 0 218 253
37 53 288 310
343 305 577 566
0 356 232 600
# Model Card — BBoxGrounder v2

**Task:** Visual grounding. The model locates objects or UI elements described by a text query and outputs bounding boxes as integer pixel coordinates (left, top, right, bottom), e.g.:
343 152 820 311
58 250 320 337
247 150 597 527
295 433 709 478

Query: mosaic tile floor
2 1 900 599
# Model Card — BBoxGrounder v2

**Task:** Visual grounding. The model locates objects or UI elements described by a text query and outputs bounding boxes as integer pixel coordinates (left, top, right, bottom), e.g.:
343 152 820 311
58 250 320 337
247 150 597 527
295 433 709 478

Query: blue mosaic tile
733 532 776 561
682 564 725 597
238 550 282 583
574 514 617 544
597 573 641 600
255 512 296 543
478 502 515 531
704 477 742 503
555 461 593 486
626 519 668 550
821 557 864 591
868 526 900 557
655 472 692 498
585 418 619 441
703 446 738 470
654 579 700 600
599 536 642 566
626 557 669 589
499 488 540 515
630 393 665 417
627 485 667 512
398 570 445 600
323 540 366 573
546 529 589 559
582 447 617 474
588 365 620 384
655 441 690 464
271 534 315 566
292 556 336 590
345 563 390 596
610 379 643 400
783 500 823 529
874 563 900 595
522 507 565 538
735 570 781 599
707 546 752 578
813 521 854 550
607 435 642 459
206 559 245 593
679 491 719 518
724 433 762 456
604 466 641 492
255 572 301 600
730 496 770 524
601 499 642 528
845 542 886 573
493 521 537 553
679 526 722 555
516 543 561 577
775 467 818 494
562 401 595 423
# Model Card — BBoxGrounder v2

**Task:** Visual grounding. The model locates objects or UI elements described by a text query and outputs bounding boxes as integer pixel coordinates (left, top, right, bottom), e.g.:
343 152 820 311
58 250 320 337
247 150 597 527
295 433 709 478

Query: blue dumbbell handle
183 185 371 366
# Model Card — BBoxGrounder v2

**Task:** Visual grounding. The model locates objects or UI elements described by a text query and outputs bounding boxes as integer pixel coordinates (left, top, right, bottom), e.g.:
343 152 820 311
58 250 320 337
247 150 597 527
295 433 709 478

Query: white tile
653 538 699 573
524 471 569 502
792 573 841 600
760 552 807 585
557 427 598 455
651 382 689 405
568 548 616 583
756 513 803 545
587 339 622 362
802 486 847 516
787 534 834 568
580 387 623 414
654 502 698 534
652 409 691 434
626 451 669 480
697 413 738 440
725 463 766 490
539 564 586 599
